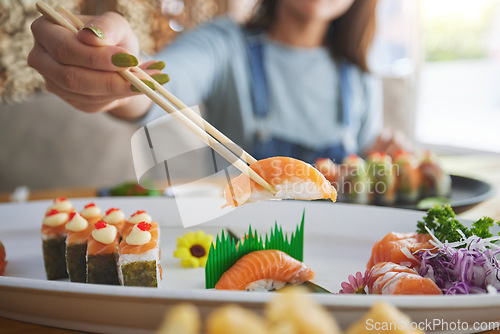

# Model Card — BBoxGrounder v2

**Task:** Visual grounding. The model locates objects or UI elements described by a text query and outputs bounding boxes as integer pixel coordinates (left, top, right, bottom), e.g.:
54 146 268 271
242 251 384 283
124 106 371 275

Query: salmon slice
87 234 120 255
119 222 159 255
223 157 337 208
121 222 135 239
367 262 442 295
41 224 67 236
367 232 435 269
67 224 94 245
215 250 315 290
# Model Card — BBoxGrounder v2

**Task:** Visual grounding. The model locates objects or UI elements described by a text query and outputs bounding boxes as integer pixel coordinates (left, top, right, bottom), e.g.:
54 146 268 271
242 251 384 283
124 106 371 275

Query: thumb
77 12 139 54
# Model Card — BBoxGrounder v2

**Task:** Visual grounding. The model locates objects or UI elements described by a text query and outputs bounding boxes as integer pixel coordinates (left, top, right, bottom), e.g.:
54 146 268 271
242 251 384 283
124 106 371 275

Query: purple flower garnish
339 270 370 294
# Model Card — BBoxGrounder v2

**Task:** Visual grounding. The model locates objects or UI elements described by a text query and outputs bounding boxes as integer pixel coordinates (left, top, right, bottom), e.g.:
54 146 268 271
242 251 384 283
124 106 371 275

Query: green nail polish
147 61 165 70
131 80 156 92
112 53 139 67
151 73 170 85
82 26 105 39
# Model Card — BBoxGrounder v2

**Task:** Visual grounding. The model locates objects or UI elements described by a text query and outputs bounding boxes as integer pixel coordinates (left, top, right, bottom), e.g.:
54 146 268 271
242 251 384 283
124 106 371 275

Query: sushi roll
366 152 397 205
314 158 339 186
223 157 337 208
41 209 69 280
45 197 74 214
102 207 126 234
65 212 93 282
393 151 420 203
122 210 153 239
80 202 103 226
118 221 161 287
87 220 120 285
337 154 369 204
215 250 314 291
419 151 452 198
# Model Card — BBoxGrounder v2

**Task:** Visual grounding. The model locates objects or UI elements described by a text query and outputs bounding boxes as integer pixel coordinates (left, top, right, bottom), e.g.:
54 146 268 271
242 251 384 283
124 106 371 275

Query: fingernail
82 26 105 39
112 53 139 67
151 73 170 85
147 61 165 70
131 80 156 92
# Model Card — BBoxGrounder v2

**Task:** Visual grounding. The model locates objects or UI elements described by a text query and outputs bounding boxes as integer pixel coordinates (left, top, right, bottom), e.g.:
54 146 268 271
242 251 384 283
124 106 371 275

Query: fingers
31 16 136 72
28 43 135 96
44 78 133 105
77 12 139 53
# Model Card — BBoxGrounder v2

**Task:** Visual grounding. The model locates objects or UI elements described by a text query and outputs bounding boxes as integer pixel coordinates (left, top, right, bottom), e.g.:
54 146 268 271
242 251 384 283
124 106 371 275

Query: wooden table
1 154 500 334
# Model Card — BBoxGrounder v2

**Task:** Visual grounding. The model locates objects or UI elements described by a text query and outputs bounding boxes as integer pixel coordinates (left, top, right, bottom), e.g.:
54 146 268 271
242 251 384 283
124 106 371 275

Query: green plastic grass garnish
205 211 305 289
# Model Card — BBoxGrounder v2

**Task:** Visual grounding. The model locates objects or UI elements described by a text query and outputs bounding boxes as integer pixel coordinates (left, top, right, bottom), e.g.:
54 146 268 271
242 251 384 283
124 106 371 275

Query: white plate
1 198 499 334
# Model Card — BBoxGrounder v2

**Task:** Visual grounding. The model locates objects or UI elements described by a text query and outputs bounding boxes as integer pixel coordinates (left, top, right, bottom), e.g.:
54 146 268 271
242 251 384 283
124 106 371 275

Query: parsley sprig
417 205 499 243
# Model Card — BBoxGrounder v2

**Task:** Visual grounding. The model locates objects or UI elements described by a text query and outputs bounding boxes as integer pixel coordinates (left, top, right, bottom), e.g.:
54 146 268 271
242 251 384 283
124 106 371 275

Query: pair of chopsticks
36 2 276 195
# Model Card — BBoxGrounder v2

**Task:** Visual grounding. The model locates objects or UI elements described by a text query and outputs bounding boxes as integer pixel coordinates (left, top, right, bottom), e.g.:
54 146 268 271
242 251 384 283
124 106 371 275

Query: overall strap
244 31 269 119
339 60 351 127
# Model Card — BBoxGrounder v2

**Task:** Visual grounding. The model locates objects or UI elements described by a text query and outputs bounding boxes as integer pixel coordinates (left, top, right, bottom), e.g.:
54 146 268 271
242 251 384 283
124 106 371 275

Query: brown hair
246 0 378 72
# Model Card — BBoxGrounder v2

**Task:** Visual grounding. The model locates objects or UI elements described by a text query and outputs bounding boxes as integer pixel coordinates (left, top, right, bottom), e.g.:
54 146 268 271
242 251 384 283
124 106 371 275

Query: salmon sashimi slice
215 249 315 291
367 232 436 269
223 157 337 208
367 262 442 295
119 222 159 255
87 234 119 255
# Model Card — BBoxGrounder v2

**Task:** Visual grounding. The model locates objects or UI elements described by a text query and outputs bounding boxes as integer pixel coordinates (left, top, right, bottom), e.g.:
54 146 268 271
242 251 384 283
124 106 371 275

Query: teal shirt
142 17 381 155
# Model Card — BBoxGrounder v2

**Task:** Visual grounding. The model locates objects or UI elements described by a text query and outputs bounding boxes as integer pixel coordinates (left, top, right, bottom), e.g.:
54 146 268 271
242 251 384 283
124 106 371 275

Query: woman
28 0 407 163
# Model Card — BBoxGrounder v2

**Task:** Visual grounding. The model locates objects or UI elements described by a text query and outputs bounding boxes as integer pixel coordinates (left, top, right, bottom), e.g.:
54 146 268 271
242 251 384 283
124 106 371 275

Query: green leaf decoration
205 210 305 289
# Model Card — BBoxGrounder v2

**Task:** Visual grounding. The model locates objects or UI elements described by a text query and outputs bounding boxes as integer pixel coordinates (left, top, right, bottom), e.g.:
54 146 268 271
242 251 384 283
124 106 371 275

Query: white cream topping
46 199 74 213
103 210 125 225
92 224 117 244
43 212 69 227
128 212 152 225
80 205 102 219
126 224 152 245
66 213 88 232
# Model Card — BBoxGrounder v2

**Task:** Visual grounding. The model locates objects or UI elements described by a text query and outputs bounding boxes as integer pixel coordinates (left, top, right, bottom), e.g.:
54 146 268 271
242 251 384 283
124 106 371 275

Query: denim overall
246 32 354 164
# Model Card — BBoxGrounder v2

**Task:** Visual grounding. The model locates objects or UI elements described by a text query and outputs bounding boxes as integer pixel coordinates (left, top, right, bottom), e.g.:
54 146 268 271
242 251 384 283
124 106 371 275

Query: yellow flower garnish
173 231 213 268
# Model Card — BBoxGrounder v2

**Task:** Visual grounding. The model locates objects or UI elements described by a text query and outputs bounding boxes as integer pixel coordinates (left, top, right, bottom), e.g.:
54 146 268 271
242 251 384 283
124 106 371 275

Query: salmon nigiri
223 157 337 208
367 232 436 269
215 250 315 291
367 262 442 295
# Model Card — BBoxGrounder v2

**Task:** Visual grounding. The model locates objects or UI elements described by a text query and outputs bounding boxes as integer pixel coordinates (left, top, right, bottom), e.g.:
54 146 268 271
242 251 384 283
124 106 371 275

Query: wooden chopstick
58 7 257 166
36 2 276 195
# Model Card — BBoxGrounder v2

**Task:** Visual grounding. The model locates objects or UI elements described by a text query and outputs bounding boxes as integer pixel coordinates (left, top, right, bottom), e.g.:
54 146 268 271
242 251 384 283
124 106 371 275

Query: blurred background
0 0 499 192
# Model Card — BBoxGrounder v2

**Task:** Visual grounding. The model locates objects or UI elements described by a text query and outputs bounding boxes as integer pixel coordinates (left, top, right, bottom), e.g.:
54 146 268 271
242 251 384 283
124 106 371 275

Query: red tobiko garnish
54 197 66 203
68 212 77 221
94 220 108 229
137 221 152 232
84 202 96 209
46 209 60 217
105 208 120 216
131 210 146 217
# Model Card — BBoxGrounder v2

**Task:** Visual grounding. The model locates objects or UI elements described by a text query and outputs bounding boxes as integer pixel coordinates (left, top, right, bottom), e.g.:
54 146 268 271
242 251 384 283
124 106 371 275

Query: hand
366 128 413 158
28 12 164 118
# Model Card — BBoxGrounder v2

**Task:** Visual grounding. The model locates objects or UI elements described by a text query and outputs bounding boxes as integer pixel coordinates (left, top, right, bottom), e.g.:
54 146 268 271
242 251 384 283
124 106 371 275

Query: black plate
395 175 496 213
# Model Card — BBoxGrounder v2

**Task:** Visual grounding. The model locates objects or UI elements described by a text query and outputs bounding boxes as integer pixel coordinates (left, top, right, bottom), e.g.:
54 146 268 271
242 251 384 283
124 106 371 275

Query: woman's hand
28 12 163 119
